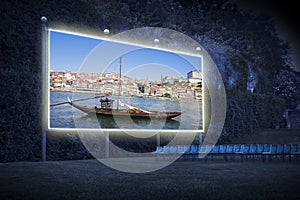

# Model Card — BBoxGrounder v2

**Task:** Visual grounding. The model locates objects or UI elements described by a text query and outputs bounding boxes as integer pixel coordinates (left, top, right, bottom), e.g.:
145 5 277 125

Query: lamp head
104 29 110 35
41 16 47 23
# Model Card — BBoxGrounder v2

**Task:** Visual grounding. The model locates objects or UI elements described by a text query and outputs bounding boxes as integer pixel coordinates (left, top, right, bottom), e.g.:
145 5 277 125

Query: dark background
233 0 300 72
0 0 299 161
0 1 300 199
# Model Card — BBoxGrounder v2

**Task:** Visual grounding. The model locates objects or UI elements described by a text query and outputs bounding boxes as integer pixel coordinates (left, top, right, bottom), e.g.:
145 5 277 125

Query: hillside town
50 70 202 100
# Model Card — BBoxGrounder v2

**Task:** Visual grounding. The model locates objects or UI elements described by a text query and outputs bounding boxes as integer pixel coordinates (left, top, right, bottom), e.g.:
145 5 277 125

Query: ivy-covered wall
0 0 298 162
222 91 286 142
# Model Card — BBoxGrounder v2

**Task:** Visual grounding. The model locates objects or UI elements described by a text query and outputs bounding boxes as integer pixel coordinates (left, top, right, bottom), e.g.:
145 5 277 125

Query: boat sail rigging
116 56 152 114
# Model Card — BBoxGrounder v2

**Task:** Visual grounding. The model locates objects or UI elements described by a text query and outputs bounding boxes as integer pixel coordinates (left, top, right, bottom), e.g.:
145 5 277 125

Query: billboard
47 29 204 133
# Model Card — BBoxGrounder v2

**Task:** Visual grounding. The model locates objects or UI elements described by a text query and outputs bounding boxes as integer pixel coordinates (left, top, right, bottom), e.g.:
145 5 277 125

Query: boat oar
50 96 103 107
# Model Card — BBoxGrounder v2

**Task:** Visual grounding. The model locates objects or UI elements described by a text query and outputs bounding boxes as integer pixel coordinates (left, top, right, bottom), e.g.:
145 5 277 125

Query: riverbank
51 87 103 94
50 88 202 101
0 159 299 200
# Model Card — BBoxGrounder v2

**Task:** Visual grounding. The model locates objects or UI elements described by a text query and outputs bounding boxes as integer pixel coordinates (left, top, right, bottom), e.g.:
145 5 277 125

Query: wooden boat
67 97 181 119
67 57 181 120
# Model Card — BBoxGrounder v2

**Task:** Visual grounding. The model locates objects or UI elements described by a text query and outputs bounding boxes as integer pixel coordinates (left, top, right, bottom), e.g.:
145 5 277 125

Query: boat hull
68 102 181 119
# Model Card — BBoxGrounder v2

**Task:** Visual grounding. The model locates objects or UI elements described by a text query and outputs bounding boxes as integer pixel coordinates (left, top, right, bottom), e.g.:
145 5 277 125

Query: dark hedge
0 0 297 162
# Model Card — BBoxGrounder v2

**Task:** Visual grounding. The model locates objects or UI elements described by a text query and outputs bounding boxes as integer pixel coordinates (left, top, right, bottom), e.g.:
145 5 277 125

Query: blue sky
49 30 202 81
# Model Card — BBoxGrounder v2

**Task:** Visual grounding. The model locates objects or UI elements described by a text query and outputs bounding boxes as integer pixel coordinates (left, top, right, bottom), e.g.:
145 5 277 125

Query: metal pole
196 47 204 147
105 133 110 158
156 133 161 147
41 16 47 161
199 133 203 145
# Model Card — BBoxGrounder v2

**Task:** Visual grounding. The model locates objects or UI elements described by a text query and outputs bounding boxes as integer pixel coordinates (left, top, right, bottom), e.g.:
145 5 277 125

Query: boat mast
117 57 122 111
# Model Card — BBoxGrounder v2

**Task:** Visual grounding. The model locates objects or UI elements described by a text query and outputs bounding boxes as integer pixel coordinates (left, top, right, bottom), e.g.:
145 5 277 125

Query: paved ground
0 158 299 200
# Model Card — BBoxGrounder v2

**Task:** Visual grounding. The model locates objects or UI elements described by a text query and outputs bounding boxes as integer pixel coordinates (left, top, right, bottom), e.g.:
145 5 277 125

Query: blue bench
209 145 220 161
262 144 277 161
154 143 300 162
223 145 234 161
235 145 250 161
290 144 300 161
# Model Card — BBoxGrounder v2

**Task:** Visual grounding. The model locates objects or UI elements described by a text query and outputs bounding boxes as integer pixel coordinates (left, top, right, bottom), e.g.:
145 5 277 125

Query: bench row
155 144 300 161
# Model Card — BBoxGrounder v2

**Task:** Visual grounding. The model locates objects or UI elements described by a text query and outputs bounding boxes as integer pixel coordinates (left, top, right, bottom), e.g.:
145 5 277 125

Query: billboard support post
41 16 48 161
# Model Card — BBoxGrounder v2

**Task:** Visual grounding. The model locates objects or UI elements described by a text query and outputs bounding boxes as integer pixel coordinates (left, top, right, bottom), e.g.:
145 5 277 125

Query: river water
50 91 203 130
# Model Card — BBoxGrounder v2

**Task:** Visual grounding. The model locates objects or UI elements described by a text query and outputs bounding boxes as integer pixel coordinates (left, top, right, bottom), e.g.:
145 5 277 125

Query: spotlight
41 16 47 23
196 47 201 52
103 29 110 36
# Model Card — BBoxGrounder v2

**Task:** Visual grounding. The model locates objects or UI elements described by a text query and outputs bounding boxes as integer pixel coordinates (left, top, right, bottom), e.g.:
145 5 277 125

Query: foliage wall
0 0 299 161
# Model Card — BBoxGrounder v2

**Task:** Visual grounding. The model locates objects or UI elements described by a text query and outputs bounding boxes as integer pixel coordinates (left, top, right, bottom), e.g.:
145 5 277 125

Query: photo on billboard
48 29 204 132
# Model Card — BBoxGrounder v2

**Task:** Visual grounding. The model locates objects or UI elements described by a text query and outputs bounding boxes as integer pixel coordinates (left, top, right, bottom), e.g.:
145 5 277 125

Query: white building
187 70 202 83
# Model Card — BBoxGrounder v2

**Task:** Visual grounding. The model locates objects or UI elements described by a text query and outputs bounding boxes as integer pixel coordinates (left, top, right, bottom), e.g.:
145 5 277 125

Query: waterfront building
187 70 202 84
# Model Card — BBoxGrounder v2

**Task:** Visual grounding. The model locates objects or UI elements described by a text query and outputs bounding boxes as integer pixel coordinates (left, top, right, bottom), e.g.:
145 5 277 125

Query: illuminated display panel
47 29 204 133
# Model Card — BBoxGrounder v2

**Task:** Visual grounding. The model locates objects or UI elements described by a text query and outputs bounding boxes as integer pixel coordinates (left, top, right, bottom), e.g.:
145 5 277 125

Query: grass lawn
0 159 299 200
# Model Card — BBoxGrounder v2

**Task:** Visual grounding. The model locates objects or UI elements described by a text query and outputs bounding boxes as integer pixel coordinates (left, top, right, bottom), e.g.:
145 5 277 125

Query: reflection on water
50 91 203 130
